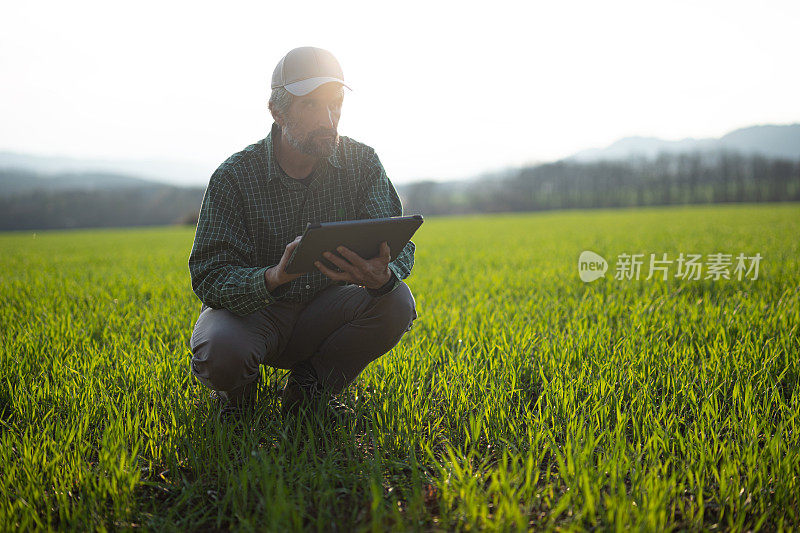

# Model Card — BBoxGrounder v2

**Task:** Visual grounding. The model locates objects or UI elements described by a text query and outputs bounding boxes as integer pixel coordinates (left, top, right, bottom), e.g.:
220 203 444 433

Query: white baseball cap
271 46 351 96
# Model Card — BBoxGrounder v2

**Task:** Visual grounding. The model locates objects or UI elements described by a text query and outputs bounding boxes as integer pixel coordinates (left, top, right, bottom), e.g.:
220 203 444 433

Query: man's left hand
315 242 392 289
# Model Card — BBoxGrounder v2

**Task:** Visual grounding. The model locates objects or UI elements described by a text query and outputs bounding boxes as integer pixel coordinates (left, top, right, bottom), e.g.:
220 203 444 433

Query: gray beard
283 127 339 158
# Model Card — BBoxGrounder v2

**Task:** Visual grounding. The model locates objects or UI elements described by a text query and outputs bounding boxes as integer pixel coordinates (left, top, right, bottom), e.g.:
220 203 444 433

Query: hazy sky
1 0 798 185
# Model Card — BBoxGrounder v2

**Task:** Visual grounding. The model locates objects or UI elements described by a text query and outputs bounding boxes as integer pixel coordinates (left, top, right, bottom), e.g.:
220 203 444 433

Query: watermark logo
579 251 762 282
578 250 608 282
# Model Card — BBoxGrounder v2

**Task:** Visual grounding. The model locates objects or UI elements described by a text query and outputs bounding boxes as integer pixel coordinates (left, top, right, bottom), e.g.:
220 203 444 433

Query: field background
1 203 798 531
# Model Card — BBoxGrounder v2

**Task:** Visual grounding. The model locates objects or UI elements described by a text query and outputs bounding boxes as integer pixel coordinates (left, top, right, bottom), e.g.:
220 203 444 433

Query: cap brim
283 77 352 96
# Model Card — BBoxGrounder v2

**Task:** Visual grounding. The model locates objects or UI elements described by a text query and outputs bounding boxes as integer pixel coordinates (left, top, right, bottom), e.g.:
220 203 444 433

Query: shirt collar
264 122 343 184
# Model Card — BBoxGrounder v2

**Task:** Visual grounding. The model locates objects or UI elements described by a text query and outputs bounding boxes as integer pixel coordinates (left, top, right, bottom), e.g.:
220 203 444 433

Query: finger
323 251 359 275
285 237 302 253
379 241 391 262
336 246 369 268
315 260 356 283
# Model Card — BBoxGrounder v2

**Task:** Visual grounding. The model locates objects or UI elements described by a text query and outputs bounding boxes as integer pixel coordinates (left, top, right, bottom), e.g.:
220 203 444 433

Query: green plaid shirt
188 123 415 316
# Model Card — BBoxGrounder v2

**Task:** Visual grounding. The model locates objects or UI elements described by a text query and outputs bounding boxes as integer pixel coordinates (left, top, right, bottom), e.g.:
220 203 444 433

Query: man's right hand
265 235 304 292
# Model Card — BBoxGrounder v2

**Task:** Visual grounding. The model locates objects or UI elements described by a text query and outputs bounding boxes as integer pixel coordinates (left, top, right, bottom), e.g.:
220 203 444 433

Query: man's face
280 82 344 158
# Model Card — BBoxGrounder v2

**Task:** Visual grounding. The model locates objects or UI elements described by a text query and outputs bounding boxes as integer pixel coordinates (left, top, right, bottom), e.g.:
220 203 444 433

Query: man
188 46 417 418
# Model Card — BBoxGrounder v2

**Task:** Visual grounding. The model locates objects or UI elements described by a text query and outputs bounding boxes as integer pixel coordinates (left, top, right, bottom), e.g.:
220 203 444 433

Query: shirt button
305 284 311 289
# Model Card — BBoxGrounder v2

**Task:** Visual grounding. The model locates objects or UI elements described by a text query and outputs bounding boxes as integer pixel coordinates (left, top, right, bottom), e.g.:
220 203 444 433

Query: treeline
2 150 798 231
0 186 204 231
399 151 800 215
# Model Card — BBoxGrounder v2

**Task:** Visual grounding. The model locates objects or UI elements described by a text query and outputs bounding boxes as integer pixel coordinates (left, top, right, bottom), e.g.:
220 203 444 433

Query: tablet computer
285 215 424 274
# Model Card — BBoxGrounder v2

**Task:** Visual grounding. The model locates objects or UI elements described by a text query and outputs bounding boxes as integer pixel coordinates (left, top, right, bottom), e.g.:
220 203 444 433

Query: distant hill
569 124 800 162
0 168 205 231
0 185 205 231
2 122 797 230
0 168 165 196
0 151 211 186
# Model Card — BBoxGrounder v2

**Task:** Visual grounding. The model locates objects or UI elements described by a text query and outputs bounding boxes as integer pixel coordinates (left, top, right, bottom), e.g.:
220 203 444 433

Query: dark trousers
189 282 417 399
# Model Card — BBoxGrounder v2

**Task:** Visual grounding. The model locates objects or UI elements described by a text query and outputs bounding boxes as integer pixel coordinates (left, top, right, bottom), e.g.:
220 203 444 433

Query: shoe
211 381 259 420
281 360 322 418
281 361 354 422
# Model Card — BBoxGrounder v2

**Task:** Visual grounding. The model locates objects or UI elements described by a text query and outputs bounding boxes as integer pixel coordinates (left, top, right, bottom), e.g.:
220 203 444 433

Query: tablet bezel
284 215 423 274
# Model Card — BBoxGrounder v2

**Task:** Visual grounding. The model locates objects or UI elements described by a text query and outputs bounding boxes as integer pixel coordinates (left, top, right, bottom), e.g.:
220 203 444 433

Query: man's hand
265 236 304 292
315 241 392 289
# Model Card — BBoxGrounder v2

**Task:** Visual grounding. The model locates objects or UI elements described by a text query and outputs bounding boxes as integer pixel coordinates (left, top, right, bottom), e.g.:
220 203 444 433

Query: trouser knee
370 281 418 346
358 282 417 357
307 282 418 393
190 319 260 392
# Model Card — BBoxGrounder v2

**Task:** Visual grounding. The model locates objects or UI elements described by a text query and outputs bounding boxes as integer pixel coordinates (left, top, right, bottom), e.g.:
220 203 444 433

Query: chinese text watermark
578 251 762 283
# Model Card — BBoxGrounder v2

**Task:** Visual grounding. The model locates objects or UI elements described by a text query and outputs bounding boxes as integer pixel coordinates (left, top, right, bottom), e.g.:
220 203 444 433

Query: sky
1 0 799 185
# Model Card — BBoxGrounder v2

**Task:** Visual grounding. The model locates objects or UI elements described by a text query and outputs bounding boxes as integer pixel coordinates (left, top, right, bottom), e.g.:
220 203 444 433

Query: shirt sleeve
358 149 415 289
188 169 277 316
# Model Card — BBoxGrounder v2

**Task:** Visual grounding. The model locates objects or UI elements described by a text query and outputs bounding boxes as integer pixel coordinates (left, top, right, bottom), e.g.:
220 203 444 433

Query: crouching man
187 47 417 418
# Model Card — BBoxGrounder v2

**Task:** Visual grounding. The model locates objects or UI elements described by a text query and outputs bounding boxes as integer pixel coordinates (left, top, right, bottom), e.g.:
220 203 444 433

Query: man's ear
268 102 285 128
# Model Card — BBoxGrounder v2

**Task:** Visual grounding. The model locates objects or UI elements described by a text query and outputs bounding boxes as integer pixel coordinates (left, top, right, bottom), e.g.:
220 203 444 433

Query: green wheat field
1 203 799 531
